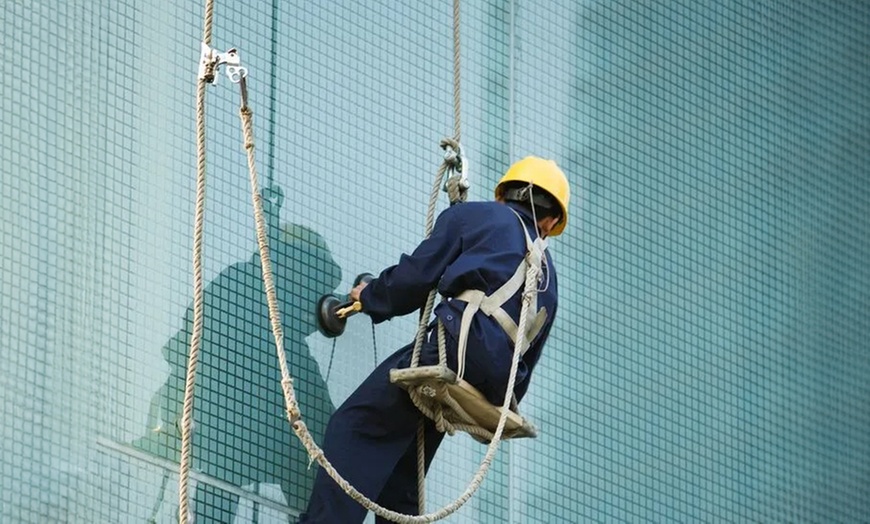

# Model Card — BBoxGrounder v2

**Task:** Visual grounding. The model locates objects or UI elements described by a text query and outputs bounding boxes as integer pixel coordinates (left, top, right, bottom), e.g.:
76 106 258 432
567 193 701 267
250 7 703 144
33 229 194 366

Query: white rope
180 0 539 520
451 0 461 142
177 0 215 521
236 77 535 523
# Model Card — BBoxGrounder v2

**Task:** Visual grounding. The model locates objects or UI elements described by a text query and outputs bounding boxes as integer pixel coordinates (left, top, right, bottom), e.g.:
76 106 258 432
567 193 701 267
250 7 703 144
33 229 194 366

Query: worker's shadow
133 193 341 522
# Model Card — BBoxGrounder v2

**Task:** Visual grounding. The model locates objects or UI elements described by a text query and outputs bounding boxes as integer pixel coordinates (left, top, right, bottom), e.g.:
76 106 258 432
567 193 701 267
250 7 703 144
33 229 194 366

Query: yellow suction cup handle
335 301 363 319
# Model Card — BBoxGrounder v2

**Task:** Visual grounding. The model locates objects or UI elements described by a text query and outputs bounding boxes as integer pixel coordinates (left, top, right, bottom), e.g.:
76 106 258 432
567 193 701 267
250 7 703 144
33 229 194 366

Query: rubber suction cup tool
317 294 347 338
317 272 373 338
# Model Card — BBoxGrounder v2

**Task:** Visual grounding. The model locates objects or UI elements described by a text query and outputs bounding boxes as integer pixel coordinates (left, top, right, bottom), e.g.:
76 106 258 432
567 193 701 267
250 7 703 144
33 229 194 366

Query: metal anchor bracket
198 42 248 84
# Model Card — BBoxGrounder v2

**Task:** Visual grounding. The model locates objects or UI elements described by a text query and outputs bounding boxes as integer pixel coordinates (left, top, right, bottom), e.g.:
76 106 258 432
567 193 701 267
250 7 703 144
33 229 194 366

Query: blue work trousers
298 335 452 523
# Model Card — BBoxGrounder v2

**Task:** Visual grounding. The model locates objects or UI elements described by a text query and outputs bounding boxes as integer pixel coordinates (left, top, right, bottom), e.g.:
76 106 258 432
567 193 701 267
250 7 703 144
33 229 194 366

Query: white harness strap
453 209 549 380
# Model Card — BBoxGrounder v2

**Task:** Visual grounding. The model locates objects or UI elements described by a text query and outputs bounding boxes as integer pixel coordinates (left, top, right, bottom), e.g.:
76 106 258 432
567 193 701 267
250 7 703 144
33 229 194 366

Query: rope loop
440 138 462 168
440 138 469 205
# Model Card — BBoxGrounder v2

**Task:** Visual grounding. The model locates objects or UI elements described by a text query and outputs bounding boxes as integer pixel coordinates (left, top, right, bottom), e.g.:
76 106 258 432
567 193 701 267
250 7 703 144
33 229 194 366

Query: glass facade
1 1 868 522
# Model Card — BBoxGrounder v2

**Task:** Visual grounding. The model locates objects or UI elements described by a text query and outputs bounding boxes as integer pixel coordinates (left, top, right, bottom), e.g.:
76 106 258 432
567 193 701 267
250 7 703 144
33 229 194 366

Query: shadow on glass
133 191 341 521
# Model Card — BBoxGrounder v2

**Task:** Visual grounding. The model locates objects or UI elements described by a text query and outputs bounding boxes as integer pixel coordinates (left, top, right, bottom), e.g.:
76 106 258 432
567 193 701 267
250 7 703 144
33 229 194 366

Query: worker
299 157 571 523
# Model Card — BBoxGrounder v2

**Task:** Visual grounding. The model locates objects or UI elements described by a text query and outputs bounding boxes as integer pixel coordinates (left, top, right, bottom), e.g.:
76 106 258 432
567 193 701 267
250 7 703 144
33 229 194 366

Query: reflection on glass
133 198 341 521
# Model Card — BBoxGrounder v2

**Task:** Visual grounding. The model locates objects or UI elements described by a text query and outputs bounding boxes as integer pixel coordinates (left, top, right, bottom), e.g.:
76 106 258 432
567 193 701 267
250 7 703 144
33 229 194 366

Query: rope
371 321 379 368
201 0 214 47
407 0 463 514
443 0 468 206
235 69 529 522
451 0 461 142
325 339 337 381
177 0 215 517
180 0 531 520
416 422 427 513
237 84 303 429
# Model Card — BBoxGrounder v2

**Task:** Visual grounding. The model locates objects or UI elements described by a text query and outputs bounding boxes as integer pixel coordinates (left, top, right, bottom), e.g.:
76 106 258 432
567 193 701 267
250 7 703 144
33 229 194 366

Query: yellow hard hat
495 156 571 236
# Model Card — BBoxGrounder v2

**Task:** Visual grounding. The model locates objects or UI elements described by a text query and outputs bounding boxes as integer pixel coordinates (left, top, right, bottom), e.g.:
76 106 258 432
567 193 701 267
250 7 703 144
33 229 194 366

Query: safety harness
390 207 546 443
453 208 548 382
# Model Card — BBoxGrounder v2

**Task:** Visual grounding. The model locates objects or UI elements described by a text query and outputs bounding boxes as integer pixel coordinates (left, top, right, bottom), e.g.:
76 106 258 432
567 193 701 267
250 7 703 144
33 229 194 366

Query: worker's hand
349 281 368 302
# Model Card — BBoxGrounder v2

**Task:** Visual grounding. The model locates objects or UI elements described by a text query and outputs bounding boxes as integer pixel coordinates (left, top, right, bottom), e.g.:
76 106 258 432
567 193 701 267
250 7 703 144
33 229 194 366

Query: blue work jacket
360 201 558 403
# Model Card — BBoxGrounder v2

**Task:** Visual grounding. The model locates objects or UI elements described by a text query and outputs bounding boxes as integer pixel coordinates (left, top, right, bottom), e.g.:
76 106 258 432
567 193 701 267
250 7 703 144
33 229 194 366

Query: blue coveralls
299 201 558 523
